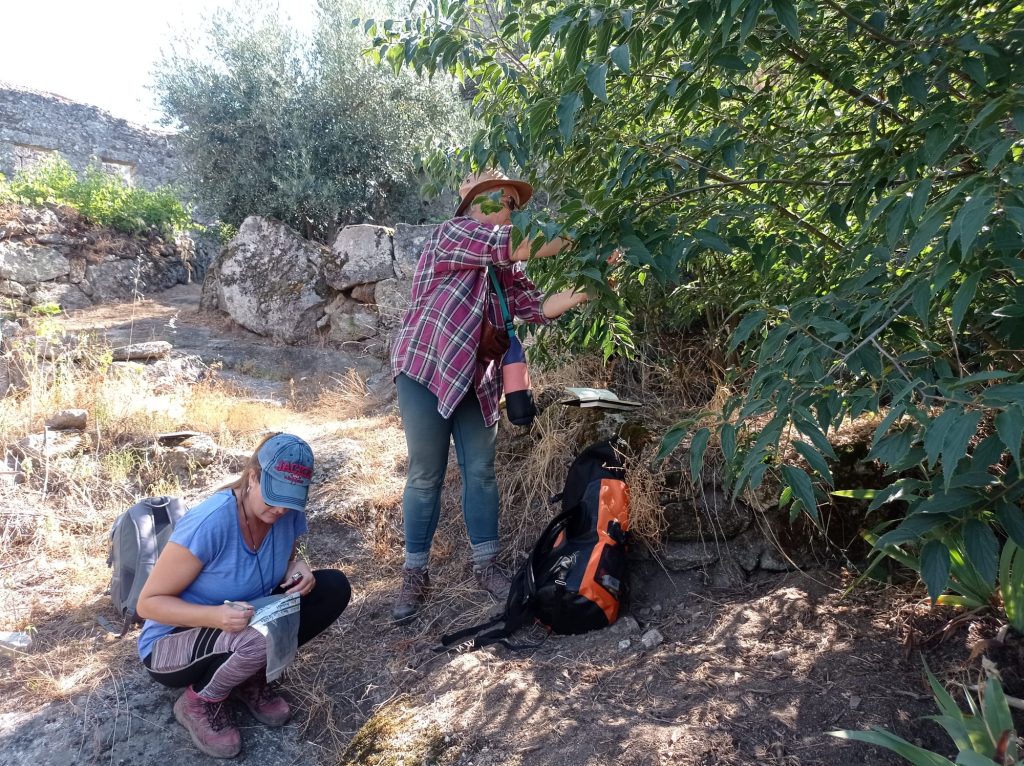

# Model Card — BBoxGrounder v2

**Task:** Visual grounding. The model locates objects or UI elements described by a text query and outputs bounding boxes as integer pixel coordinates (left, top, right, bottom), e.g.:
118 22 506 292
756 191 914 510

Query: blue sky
0 0 317 128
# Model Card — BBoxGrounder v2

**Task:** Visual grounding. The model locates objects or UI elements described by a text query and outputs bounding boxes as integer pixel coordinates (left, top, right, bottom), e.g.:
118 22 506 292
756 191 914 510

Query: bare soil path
0 286 990 766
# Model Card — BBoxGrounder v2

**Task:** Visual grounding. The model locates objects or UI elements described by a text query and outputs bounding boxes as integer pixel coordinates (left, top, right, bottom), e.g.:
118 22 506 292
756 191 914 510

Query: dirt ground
0 287 1006 766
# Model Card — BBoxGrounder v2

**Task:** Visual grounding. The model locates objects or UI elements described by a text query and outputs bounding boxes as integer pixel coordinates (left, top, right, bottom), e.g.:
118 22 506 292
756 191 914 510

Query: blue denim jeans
396 374 500 568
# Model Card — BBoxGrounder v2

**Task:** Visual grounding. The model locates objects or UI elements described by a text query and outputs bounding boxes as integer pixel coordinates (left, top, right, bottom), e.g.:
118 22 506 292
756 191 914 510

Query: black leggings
144 569 351 691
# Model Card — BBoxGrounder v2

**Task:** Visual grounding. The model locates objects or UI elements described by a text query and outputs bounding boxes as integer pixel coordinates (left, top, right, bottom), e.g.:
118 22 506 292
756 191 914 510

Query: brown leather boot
230 673 291 727
392 566 430 623
173 686 242 759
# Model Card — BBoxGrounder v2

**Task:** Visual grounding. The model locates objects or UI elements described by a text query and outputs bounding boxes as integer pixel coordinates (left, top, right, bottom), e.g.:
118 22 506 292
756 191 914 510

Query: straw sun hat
455 169 533 216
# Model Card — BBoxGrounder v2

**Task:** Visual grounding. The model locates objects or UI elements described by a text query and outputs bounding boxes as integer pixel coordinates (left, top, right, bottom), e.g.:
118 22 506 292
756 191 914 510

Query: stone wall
0 83 181 190
0 204 199 311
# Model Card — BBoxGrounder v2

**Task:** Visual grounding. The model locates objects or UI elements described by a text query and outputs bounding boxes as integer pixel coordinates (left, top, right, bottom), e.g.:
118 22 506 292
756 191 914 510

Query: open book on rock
559 387 642 411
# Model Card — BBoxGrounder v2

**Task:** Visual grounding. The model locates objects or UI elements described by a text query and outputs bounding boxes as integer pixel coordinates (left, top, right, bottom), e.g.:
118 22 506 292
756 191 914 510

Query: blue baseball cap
257 434 314 511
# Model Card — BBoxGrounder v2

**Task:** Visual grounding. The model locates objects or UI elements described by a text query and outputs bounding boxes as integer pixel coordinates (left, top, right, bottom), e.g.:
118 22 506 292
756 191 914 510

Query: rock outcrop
203 216 435 358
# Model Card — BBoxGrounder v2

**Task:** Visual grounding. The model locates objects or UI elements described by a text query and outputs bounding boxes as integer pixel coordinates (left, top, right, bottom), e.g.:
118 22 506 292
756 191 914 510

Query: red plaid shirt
391 217 550 426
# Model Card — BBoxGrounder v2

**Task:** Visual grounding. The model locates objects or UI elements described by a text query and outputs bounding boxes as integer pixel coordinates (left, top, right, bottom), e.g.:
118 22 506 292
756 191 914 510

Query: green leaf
983 385 1024 405
996 405 1023 470
949 191 994 256
876 514 947 547
585 63 608 102
781 465 818 523
921 540 951 604
902 71 928 105
868 428 915 469
556 92 582 142
963 519 999 587
694 229 732 254
982 674 1014 747
656 423 689 463
951 272 981 335
942 411 982 489
918 488 984 515
831 488 878 499
565 21 590 71
689 428 711 484
924 408 960 468
793 440 834 486
771 0 800 40
827 729 955 766
610 44 630 74
729 310 767 351
955 751 1003 766
720 423 737 462
995 501 1024 548
739 0 763 41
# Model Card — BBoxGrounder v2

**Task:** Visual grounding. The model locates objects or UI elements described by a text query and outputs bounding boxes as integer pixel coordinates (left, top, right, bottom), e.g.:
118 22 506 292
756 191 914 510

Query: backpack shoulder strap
439 508 577 650
487 266 514 334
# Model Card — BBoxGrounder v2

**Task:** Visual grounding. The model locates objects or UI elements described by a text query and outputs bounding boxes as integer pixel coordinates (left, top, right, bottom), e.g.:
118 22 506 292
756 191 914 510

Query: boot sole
173 697 242 759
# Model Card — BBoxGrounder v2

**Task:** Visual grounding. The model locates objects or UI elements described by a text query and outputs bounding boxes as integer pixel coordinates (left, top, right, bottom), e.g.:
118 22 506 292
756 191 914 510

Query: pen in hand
223 600 253 612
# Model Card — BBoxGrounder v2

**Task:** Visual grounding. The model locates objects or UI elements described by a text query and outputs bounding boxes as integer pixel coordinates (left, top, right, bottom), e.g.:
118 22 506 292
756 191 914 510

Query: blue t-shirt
137 489 308 660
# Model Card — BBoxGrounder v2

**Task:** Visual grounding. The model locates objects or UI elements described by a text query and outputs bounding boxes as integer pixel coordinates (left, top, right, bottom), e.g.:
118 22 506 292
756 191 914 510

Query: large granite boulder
325 225 394 290
0 242 70 283
392 223 435 280
217 217 328 343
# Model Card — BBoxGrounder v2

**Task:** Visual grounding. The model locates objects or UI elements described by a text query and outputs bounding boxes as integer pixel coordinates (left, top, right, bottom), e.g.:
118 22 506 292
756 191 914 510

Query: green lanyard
488 266 515 335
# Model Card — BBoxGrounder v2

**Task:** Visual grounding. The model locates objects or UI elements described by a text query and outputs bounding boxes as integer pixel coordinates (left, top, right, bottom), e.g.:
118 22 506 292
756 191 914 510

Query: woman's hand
215 602 255 632
283 558 316 596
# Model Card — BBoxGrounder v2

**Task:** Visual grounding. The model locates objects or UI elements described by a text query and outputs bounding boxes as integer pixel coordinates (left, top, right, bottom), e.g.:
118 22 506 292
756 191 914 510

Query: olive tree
153 0 469 240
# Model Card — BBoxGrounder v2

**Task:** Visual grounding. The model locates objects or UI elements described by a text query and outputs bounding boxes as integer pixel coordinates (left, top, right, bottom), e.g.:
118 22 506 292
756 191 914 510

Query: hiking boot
474 559 511 601
173 686 242 759
392 566 430 623
230 673 291 727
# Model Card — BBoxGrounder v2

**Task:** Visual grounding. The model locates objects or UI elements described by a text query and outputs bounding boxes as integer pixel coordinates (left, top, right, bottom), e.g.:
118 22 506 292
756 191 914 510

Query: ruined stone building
0 82 182 189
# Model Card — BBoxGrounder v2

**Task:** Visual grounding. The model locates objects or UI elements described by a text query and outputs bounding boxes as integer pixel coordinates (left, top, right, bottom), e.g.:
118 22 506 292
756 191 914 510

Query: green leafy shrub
371 0 1024 595
5 155 191 234
1000 540 1024 634
830 664 1021 765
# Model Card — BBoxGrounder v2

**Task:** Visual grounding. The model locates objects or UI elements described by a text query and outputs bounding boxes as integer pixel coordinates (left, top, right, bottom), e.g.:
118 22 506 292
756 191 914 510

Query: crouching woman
136 433 351 759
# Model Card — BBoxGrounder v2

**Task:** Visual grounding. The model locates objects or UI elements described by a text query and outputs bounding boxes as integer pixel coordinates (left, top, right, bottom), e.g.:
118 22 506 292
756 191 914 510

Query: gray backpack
107 496 188 634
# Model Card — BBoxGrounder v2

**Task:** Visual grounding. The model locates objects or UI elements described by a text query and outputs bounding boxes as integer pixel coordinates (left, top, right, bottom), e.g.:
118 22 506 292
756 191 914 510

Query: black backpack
442 440 630 650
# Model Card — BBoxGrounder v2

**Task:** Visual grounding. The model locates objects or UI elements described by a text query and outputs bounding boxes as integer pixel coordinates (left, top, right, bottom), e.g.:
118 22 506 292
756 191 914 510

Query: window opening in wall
98 158 136 186
12 144 57 171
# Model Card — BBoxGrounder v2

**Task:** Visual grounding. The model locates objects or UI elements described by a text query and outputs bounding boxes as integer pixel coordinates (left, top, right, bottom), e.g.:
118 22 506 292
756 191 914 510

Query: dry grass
300 368 376 421
0 310 727 761
0 323 313 713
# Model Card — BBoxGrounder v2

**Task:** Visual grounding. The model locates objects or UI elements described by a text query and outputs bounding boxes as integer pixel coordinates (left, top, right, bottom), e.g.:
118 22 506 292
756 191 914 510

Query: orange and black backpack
442 439 630 650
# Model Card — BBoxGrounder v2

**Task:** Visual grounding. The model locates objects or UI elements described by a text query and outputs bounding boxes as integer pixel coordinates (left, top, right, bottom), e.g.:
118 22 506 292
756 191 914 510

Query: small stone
15 430 83 460
849 695 861 710
641 628 664 649
617 639 632 651
611 615 640 634
45 409 87 430
111 341 172 361
0 631 32 657
769 648 792 660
